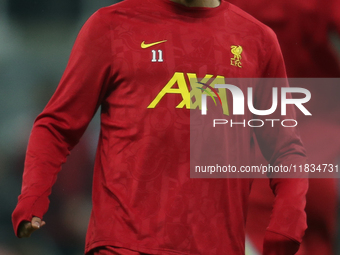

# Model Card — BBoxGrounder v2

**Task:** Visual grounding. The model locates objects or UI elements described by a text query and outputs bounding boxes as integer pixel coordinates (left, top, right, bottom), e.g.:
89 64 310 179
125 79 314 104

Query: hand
17 217 46 238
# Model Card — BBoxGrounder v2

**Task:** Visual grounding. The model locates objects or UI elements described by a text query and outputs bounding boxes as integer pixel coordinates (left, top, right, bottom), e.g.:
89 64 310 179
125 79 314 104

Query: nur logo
202 84 312 116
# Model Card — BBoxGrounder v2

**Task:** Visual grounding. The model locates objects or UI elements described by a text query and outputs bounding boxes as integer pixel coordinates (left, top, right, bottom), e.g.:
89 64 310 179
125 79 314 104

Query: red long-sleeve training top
13 0 308 254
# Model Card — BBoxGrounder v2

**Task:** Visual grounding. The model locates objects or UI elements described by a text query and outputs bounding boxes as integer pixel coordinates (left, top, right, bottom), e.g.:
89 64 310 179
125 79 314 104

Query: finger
32 217 46 227
31 217 42 229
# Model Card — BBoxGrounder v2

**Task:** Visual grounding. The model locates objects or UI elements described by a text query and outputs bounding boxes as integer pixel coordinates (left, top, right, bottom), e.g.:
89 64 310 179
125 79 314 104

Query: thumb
31 217 42 229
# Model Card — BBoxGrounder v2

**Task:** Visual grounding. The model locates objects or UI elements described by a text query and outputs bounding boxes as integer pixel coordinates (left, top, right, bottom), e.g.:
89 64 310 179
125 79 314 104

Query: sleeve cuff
12 196 49 237
263 230 300 255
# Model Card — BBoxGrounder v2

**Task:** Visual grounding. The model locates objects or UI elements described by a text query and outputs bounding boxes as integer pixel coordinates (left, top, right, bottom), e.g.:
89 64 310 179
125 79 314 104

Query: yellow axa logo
230 45 243 68
147 72 230 116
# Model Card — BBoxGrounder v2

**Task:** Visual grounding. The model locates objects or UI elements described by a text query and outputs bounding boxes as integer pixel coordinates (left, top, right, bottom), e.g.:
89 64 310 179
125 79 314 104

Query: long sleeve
12 10 113 236
255 27 308 254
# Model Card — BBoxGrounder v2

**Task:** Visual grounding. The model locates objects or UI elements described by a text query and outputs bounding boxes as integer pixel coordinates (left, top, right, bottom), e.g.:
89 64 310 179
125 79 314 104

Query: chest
110 18 263 82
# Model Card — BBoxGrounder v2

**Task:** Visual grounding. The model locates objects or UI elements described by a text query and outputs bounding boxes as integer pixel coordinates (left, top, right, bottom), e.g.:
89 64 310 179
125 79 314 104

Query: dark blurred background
0 1 119 254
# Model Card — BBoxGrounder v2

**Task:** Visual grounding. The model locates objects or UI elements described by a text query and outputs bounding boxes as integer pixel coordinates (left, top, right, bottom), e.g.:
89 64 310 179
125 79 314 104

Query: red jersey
12 0 308 254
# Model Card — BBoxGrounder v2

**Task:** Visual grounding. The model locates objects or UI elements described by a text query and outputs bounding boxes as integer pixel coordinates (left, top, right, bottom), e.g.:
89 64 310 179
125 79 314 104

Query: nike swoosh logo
141 40 167 49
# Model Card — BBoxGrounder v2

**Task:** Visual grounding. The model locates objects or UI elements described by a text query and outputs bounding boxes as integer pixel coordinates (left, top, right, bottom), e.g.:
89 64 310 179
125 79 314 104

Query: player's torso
88 2 261 254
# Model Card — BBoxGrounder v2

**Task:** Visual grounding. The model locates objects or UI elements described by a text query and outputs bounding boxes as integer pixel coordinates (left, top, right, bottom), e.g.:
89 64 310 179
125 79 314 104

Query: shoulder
225 1 277 41
93 0 150 21
79 0 143 31
85 0 165 30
